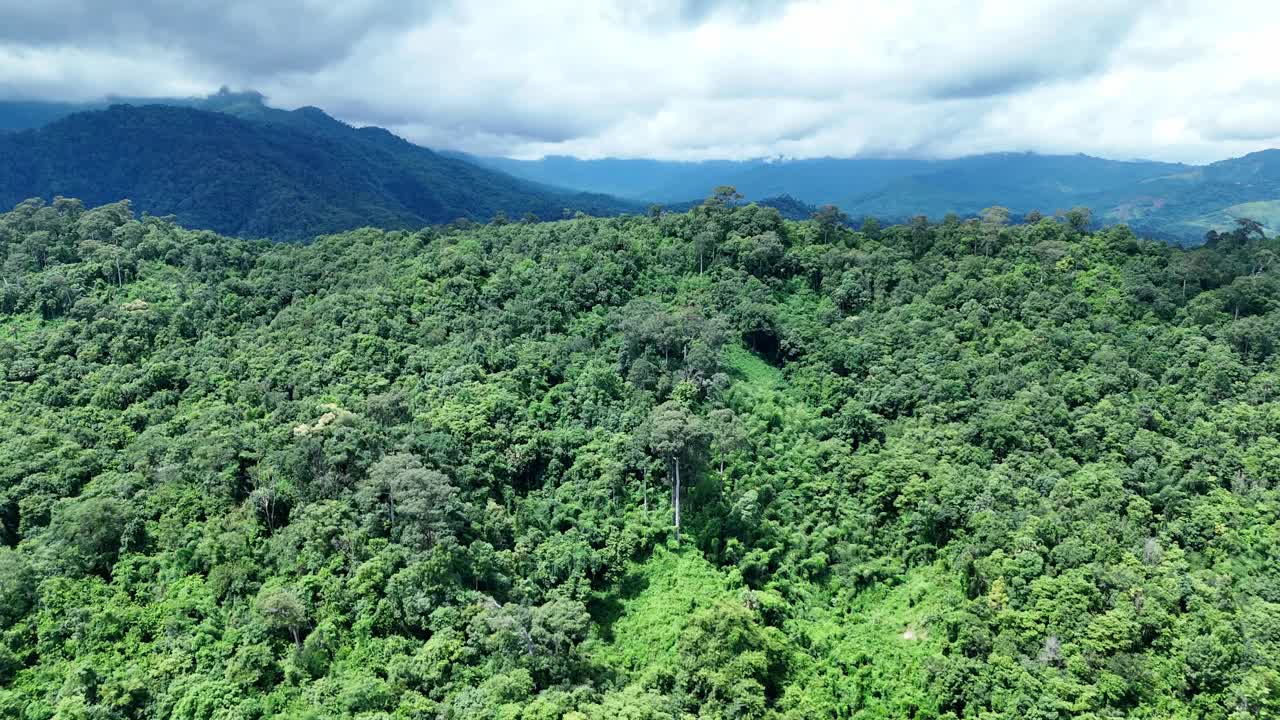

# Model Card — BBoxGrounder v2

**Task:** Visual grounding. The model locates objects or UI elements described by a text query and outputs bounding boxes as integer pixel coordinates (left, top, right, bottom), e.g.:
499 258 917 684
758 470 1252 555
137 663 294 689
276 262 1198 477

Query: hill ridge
0 102 635 240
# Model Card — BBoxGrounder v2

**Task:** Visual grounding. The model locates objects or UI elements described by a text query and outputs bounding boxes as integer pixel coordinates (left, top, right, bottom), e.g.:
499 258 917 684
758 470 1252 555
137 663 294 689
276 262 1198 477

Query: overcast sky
0 0 1277 163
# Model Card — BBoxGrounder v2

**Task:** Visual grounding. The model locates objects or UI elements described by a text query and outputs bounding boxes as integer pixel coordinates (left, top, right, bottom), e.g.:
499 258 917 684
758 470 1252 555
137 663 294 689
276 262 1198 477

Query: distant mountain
0 96 635 240
0 88 392 133
1090 150 1280 241
476 151 1280 243
454 155 733 201
843 153 1189 219
463 154 935 205
8 90 1278 243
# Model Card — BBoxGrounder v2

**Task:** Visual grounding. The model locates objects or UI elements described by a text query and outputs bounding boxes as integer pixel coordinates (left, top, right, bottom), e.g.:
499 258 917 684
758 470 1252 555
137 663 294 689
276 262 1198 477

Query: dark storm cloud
926 67 1052 100
915 3 1147 101
0 0 440 74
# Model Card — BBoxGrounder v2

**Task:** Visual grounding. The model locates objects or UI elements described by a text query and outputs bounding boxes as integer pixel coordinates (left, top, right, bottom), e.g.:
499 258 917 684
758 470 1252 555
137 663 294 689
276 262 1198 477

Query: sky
0 0 1277 163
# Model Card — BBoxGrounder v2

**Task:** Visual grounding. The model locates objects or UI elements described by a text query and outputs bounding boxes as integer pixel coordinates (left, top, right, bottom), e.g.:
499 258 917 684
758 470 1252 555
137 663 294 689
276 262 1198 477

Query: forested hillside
1 194 1279 719
0 103 633 241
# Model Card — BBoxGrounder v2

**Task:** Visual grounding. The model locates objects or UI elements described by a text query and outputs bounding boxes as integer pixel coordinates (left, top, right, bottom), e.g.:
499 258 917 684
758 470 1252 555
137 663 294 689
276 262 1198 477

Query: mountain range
472 151 1280 243
0 91 634 240
2 90 1279 243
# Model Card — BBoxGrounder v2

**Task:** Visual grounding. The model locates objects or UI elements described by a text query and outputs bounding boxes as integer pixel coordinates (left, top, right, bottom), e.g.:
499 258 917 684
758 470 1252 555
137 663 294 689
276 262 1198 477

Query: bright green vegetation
1 192 1279 718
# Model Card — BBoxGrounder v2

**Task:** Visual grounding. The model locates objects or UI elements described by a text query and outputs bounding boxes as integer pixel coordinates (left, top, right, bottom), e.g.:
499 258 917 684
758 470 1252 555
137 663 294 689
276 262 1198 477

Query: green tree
255 583 309 648
356 453 464 550
644 399 705 541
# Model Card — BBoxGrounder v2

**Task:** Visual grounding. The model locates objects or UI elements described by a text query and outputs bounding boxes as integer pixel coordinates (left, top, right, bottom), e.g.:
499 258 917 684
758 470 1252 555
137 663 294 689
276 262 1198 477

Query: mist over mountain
0 88 318 132
0 88 267 132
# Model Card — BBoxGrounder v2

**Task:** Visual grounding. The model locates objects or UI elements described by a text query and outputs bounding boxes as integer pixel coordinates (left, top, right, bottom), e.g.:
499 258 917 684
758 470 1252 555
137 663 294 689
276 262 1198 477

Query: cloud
0 0 436 76
0 0 1277 163
674 0 796 23
1198 103 1280 143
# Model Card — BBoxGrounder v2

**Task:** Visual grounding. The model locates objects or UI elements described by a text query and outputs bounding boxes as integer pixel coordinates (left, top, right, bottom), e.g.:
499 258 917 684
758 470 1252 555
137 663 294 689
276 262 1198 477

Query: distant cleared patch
1181 199 1280 235
1222 200 1280 229
1140 170 1203 183
723 344 783 392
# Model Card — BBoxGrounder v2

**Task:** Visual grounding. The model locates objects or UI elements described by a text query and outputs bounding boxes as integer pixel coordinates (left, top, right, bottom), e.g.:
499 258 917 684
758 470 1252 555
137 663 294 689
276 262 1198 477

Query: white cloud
0 0 1277 163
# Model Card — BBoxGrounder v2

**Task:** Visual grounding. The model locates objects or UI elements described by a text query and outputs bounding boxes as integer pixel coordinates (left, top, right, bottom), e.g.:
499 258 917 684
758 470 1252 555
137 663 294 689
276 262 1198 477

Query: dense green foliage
0 100 633 241
1 194 1279 719
663 193 819 221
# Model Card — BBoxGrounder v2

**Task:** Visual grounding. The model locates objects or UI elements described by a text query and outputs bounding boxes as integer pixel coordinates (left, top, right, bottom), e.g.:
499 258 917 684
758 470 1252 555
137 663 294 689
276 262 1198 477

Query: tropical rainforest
1 191 1279 720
